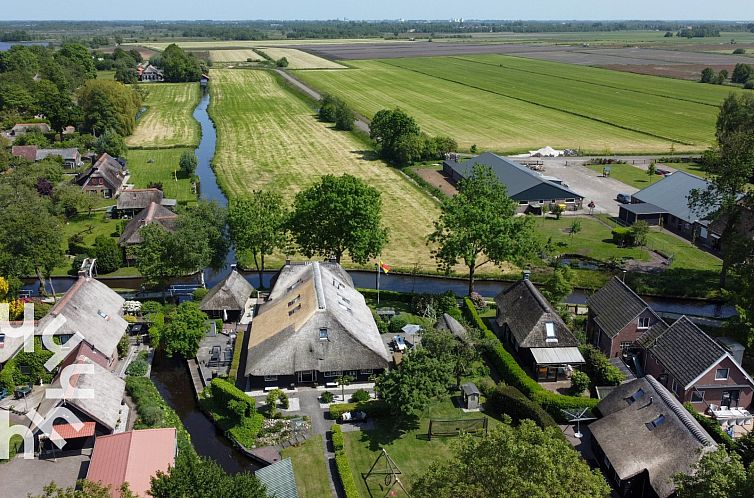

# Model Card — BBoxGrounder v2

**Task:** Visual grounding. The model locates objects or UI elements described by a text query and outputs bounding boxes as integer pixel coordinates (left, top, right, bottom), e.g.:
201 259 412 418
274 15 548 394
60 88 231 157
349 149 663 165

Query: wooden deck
187 358 205 399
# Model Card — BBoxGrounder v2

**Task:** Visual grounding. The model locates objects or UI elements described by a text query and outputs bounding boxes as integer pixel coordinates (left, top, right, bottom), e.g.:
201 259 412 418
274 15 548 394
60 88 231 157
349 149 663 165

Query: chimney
649 396 653 405
523 270 531 281
285 258 291 266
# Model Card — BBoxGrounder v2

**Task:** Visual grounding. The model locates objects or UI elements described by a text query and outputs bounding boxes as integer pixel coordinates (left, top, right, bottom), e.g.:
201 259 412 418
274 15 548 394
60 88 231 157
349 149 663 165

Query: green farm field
295 55 744 153
126 83 201 148
208 69 440 271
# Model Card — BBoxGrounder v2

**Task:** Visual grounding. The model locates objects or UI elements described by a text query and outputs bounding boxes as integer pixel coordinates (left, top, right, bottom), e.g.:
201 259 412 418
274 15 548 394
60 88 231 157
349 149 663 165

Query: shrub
372 309 388 334
469 292 487 311
329 400 388 420
321 391 335 403
569 370 591 396
388 315 409 334
208 378 255 418
579 345 625 386
193 287 208 301
117 333 130 359
463 298 597 420
733 48 746 54
67 234 91 255
350 389 371 403
611 227 635 247
487 384 560 430
140 404 164 426
275 57 289 68
125 359 148 377
279 390 289 409
745 80 754 90
331 424 345 452
335 451 359 498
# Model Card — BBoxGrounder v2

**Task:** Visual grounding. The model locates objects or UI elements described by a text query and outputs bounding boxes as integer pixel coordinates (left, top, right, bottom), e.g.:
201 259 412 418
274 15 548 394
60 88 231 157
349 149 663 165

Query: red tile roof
87 428 176 498
11 145 38 162
52 422 96 439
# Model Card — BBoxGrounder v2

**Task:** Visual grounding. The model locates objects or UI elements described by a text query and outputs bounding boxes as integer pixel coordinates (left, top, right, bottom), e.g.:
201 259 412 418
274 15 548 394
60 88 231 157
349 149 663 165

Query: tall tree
77 79 141 136
412 421 611 498
428 165 538 295
369 108 422 165
689 94 754 287
160 44 203 83
288 174 388 264
179 151 198 178
228 191 288 287
674 446 754 498
155 301 208 359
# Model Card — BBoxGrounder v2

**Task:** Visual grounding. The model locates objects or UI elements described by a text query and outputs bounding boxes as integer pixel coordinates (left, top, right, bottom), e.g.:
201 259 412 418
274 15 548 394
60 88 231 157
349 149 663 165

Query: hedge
333 439 359 498
684 402 735 449
331 424 345 452
227 328 245 382
202 378 264 448
463 298 598 420
206 378 255 417
487 384 560 430
329 400 390 420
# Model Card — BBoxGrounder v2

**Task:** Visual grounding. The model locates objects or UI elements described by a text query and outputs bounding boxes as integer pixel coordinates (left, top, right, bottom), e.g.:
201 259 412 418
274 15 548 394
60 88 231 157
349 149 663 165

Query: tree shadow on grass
351 149 380 162
356 414 420 452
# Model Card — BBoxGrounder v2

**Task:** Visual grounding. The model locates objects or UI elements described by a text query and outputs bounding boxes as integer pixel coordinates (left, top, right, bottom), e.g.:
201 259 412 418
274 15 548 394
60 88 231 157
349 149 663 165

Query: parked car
617 193 632 204
341 411 367 423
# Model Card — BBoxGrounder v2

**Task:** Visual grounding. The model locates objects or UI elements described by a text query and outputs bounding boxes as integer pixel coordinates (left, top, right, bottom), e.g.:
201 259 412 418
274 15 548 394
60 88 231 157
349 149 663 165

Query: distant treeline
1 20 754 45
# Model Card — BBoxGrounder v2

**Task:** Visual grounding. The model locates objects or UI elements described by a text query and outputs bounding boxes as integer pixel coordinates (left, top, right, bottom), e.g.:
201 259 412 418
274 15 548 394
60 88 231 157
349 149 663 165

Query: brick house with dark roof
587 277 663 358
638 316 754 410
75 153 128 198
495 276 584 381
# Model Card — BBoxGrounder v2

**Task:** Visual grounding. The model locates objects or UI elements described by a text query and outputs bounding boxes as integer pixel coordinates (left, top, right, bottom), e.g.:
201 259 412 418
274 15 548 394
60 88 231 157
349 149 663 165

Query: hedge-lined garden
200 377 264 448
331 425 359 498
463 298 598 419
125 376 193 453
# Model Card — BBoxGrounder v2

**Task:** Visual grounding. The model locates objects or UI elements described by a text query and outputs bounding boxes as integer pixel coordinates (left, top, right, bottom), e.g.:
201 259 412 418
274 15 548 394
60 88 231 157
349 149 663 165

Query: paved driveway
517 158 638 216
0 453 89 496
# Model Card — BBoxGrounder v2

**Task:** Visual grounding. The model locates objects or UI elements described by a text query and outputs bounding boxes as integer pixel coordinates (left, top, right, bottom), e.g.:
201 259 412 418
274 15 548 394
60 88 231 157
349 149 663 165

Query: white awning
530 347 585 365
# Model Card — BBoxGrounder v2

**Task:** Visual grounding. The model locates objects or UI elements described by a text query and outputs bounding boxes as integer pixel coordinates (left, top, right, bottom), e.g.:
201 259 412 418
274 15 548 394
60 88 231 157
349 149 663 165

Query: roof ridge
644 375 713 446
51 277 86 315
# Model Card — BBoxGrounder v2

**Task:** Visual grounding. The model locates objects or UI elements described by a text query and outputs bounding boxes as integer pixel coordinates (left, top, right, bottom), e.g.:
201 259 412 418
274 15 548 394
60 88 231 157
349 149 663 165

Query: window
625 388 645 405
0 333 4 346
287 295 301 307
716 368 730 380
638 317 651 329
346 370 357 377
264 375 277 382
620 341 632 353
545 322 557 343
319 328 329 341
671 379 680 395
288 304 302 316
646 414 666 431
360 369 373 375
97 310 109 319
691 391 705 403
538 200 545 204
565 198 576 203
518 200 529 205
324 370 342 378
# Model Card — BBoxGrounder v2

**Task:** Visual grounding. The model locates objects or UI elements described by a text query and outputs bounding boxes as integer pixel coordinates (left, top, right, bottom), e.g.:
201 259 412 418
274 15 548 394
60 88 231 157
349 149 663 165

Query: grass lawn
343 398 500 496
585 163 659 190
294 55 744 153
280 435 332 498
97 70 115 80
663 162 706 177
127 148 197 203
127 83 201 148
51 212 122 276
534 216 648 262
208 68 441 272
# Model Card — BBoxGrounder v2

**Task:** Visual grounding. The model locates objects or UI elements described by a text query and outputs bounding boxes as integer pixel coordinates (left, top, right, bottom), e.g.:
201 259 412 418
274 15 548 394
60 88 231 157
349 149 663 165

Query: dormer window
646 414 666 431
638 317 651 329
545 322 557 343
97 310 109 319
625 388 645 405
288 303 302 317
288 295 301 307
319 328 329 341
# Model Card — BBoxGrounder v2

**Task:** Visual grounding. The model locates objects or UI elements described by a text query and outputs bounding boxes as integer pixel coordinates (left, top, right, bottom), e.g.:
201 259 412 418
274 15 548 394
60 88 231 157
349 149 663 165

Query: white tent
528 146 564 157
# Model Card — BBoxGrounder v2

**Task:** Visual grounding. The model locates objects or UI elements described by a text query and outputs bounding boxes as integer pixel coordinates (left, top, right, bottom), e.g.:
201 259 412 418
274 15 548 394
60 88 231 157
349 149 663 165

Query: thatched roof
494 279 578 348
246 262 390 377
590 375 716 498
588 277 659 338
200 269 254 312
77 153 127 191
117 188 164 211
37 355 126 433
119 202 179 246
435 313 467 342
36 276 127 360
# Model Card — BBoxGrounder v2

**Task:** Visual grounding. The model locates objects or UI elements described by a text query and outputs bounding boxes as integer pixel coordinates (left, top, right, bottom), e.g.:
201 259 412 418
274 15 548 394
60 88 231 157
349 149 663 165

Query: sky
4 0 754 21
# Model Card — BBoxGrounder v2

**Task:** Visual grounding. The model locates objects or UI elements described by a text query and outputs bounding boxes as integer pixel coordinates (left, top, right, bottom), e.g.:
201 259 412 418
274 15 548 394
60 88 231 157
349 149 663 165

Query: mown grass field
295 55 744 153
280 435 331 498
586 163 658 189
208 69 440 271
258 47 346 69
127 148 197 202
208 49 263 62
126 83 201 148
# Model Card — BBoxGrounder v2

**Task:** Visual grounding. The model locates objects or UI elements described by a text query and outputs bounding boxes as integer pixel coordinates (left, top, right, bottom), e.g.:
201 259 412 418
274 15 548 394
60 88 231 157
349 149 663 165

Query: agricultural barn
11 145 82 168
619 171 718 246
245 261 391 389
443 152 583 212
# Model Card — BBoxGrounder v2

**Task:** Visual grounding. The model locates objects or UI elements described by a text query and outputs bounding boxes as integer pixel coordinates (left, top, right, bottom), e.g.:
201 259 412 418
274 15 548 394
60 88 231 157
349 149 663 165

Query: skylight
545 322 557 342
646 414 666 431
625 388 645 405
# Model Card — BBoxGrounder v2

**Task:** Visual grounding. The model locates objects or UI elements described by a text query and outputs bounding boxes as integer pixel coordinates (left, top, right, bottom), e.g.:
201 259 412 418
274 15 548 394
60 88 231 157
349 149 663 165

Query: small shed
461 382 481 410
618 202 666 226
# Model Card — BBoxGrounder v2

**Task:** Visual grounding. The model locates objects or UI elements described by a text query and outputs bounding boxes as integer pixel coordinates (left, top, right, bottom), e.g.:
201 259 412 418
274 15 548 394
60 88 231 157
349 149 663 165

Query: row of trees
318 93 354 131
370 108 457 166
228 174 388 286
700 64 754 88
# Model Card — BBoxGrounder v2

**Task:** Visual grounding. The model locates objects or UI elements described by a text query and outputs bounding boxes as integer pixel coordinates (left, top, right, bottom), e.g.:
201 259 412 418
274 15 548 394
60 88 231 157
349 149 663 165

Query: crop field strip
378 57 723 146
208 69 441 271
126 83 201 148
257 47 346 69
208 49 264 62
294 61 684 153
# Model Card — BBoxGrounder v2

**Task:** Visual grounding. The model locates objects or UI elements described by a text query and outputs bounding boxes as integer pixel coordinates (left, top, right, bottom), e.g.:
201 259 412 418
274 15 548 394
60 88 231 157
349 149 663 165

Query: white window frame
518 200 529 206
671 379 679 395
324 370 342 378
620 341 632 352
691 390 705 403
565 198 576 203
638 317 651 329
319 328 329 341
360 369 373 375
264 375 278 382
716 368 730 380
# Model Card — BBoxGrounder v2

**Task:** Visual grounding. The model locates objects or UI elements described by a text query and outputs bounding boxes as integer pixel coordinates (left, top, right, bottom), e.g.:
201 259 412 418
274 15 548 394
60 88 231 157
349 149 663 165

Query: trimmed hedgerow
463 298 597 420
201 377 264 448
333 443 359 498
331 424 345 452
328 400 389 420
486 384 560 430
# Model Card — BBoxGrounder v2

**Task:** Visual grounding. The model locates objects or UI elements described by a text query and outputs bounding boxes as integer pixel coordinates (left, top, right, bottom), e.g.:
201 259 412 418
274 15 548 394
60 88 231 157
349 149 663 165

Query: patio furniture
393 336 406 352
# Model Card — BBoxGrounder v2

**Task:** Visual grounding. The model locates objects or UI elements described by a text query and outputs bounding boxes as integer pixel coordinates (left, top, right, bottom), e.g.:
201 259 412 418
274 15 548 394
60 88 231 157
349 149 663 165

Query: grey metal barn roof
530 347 585 365
591 375 716 498
200 268 254 312
255 458 299 498
620 202 666 215
631 171 714 224
444 152 583 200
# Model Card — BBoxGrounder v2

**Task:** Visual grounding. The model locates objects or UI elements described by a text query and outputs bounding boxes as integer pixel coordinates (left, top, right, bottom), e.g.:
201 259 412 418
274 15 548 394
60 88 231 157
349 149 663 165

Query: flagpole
376 261 380 305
